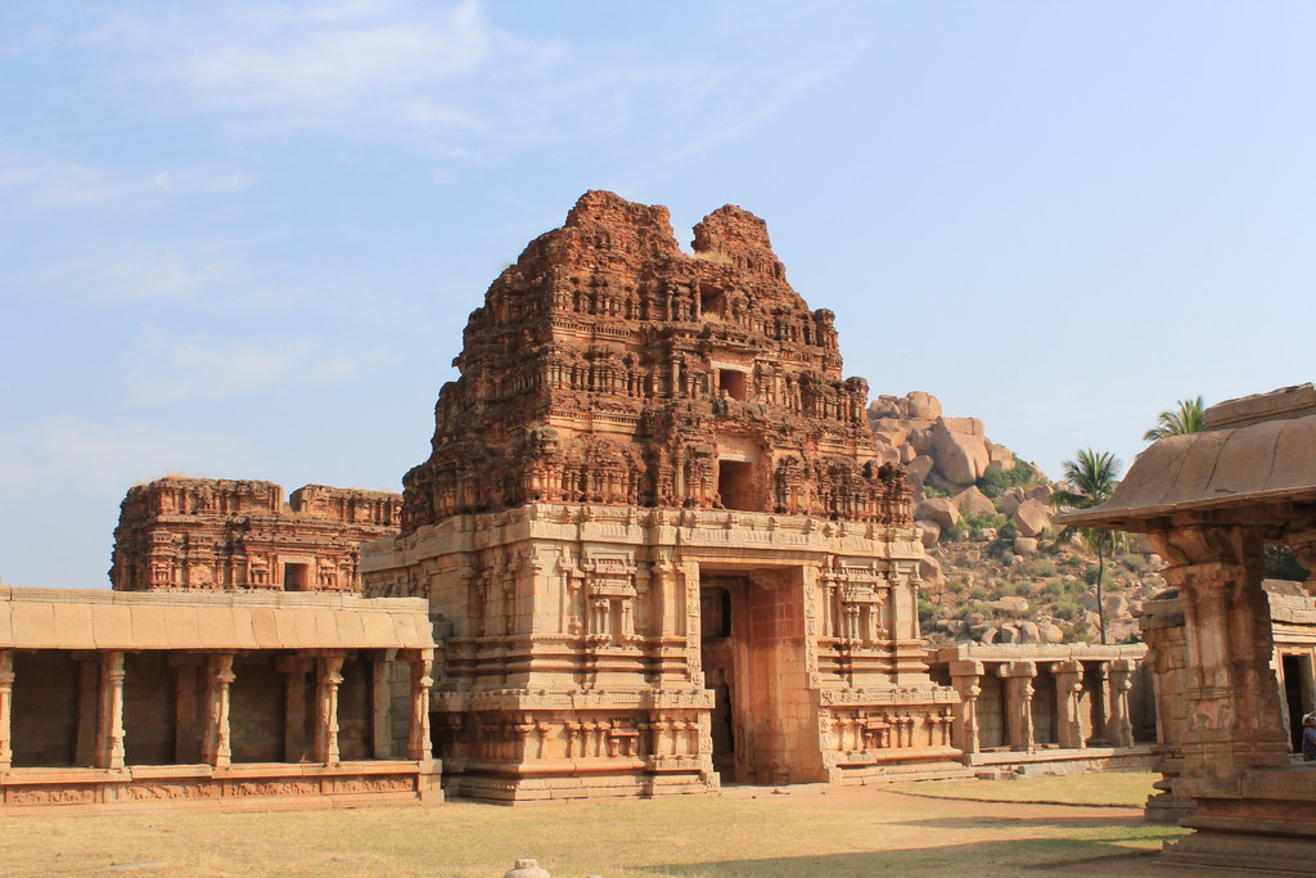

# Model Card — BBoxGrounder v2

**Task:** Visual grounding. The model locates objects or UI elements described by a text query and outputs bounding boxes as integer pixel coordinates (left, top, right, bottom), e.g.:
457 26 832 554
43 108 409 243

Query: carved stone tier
111 478 401 592
362 503 962 800
400 191 911 534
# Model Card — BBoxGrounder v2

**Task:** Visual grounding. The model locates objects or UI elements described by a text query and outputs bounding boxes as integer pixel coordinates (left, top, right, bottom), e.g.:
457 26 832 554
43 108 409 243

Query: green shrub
1052 598 1084 621
1021 559 1058 578
923 481 949 499
1265 545 1310 581
1120 553 1150 574
917 593 937 630
975 458 1045 498
963 511 1008 534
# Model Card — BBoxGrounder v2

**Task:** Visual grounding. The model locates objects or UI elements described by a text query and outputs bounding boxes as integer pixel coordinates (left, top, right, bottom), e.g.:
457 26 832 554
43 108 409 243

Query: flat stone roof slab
0 587 433 651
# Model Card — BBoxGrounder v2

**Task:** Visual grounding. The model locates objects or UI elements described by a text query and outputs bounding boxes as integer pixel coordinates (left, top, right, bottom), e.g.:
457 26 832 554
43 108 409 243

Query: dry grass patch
0 781 1186 877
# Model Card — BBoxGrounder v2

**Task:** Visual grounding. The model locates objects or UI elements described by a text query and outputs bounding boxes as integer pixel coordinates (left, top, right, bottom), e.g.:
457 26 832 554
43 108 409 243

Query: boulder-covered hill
868 391 1167 646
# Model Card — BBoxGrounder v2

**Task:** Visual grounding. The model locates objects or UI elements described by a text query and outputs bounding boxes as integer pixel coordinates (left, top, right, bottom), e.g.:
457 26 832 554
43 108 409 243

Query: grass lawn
889 770 1161 808
0 778 1188 878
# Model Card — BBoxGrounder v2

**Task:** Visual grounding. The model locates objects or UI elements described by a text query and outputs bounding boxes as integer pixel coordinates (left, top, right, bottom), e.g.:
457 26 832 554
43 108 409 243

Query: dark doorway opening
1283 654 1310 752
698 569 821 785
718 460 756 511
284 562 310 592
700 585 735 778
1031 669 1058 746
978 673 1007 749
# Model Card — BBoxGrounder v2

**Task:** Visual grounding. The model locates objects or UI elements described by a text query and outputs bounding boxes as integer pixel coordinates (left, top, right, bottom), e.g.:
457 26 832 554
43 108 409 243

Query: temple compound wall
925 643 1154 773
0 587 437 810
111 478 401 593
1060 382 1316 872
361 191 963 801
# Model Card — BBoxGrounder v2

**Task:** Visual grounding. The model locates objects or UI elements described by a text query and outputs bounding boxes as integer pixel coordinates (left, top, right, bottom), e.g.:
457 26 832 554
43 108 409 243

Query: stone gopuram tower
362 191 960 800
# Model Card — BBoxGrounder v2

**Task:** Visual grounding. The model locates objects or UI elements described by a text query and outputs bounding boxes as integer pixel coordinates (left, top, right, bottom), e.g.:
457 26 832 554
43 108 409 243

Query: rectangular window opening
718 460 757 512
719 369 748 401
284 562 311 592
700 284 724 316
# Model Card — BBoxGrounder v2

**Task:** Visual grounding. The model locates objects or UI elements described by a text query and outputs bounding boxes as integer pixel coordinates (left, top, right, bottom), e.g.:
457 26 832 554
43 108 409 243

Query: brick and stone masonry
111 478 401 593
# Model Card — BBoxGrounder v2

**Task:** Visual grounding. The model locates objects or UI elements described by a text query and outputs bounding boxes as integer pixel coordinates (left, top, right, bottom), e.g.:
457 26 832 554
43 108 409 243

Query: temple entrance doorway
698 567 821 786
1281 654 1312 752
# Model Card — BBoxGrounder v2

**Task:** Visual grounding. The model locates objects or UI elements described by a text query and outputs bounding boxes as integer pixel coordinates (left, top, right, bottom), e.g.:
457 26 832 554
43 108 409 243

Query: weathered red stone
111 478 400 592
401 190 910 533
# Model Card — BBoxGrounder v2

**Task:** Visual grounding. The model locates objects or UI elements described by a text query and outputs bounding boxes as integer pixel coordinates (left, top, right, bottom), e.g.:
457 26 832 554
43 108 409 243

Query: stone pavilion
1058 382 1316 872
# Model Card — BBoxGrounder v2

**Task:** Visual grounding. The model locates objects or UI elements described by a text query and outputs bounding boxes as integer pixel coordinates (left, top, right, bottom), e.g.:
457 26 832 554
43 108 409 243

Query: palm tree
1143 396 1205 441
1050 449 1126 645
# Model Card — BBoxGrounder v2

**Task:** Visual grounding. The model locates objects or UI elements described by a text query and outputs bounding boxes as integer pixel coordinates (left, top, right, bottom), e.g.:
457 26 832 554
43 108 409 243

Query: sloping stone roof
1056 410 1316 530
0 587 434 651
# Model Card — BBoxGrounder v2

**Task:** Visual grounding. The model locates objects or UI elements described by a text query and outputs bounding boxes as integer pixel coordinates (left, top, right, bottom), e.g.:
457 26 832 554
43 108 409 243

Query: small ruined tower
364 192 958 801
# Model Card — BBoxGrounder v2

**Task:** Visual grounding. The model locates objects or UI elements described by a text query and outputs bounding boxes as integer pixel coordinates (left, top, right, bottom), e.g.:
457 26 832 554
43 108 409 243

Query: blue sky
2 1 1313 588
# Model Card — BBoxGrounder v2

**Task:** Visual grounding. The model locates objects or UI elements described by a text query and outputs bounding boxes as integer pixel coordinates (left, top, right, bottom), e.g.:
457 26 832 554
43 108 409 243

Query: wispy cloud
122 327 393 405
67 0 554 137
0 150 256 207
8 245 240 306
655 45 866 167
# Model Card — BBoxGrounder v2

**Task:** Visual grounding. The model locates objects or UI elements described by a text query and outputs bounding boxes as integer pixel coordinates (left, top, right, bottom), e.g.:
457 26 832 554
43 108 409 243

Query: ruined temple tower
361 191 960 800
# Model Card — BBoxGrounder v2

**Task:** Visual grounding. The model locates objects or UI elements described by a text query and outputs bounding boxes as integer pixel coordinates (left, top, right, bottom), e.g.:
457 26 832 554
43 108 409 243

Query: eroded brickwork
401 190 910 532
111 478 400 592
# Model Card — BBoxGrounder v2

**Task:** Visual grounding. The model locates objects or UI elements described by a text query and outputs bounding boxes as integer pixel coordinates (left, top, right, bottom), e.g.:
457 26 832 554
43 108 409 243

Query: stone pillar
1139 595 1195 823
372 650 395 759
651 557 674 638
201 653 236 768
314 653 346 765
277 655 313 762
0 649 13 771
998 661 1037 753
949 659 983 756
1107 658 1137 748
1147 525 1290 780
1051 659 1086 750
97 651 126 770
407 650 434 761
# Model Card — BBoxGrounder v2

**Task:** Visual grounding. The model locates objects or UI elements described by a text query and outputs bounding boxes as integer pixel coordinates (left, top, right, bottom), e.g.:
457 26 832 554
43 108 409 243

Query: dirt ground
0 776 1195 878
